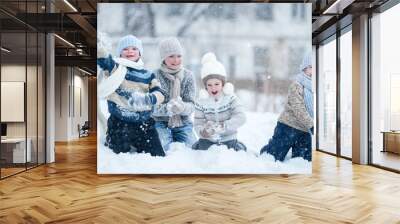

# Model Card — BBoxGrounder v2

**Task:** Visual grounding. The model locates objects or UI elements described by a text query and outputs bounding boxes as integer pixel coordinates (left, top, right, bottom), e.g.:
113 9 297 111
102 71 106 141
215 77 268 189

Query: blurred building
98 3 311 112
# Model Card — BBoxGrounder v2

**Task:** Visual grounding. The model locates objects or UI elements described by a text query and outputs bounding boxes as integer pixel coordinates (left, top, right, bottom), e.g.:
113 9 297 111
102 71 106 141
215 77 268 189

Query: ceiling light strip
63 0 78 12
1 47 11 53
322 0 343 14
54 34 75 48
78 67 93 76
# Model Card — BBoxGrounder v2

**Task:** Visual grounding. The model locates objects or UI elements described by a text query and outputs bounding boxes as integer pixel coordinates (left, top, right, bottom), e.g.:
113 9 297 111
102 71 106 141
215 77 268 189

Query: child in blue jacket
98 35 166 156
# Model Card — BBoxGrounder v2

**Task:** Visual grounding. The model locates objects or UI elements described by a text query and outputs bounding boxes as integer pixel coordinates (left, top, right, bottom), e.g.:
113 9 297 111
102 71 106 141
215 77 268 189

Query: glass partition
339 29 352 158
371 3 400 171
0 1 46 179
317 37 337 155
1 30 28 177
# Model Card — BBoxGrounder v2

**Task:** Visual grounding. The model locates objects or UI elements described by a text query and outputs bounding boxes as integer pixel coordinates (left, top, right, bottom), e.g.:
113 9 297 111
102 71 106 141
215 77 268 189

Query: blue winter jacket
98 55 165 123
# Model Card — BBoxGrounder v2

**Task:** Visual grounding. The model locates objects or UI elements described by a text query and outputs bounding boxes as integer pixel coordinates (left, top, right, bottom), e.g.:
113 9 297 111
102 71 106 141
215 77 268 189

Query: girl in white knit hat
192 52 247 151
152 37 197 151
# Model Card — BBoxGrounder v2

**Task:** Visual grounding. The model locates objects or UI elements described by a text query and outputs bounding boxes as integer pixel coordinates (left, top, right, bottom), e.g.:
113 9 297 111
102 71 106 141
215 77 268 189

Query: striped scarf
296 72 314 118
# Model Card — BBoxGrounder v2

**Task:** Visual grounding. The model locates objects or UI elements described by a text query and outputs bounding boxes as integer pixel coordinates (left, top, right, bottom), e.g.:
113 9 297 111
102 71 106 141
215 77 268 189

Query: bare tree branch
146 4 156 37
177 4 212 37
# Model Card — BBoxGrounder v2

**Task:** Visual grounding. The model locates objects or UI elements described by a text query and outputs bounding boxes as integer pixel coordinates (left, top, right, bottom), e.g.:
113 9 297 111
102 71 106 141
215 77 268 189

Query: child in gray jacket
152 37 197 151
192 52 246 151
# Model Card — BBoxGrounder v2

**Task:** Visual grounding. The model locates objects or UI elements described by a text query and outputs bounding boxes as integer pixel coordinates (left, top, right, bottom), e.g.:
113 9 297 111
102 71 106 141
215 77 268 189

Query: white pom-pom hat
199 52 234 99
201 52 227 82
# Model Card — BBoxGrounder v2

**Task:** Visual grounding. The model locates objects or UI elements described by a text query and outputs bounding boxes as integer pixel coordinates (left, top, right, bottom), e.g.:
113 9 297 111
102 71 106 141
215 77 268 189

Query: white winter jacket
194 94 246 142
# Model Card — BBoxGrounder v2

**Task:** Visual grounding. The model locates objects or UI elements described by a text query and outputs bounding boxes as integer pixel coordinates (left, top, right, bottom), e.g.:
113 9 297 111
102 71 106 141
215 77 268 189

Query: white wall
72 73 89 138
55 66 68 141
55 67 89 141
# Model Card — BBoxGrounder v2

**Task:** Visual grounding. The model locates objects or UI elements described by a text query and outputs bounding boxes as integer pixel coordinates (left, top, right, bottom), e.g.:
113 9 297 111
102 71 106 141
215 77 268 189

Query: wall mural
97 3 313 174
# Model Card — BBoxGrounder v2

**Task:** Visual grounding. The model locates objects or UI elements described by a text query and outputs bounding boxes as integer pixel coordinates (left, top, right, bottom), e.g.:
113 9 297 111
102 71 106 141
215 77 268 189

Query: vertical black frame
0 22 2 179
367 10 373 166
25 0 28 171
315 44 320 151
36 0 39 168
336 27 341 157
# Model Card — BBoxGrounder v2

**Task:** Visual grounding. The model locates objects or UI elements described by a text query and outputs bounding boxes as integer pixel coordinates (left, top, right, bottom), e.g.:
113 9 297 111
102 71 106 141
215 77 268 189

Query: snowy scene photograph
97 3 313 174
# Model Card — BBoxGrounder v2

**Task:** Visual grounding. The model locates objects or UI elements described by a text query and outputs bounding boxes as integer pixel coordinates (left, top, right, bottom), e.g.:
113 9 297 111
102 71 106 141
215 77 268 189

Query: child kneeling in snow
260 54 314 162
192 52 246 151
97 35 166 157
152 37 197 151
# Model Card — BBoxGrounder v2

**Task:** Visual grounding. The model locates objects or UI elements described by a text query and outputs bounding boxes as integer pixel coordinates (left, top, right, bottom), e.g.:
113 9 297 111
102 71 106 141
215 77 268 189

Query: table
381 131 400 154
1 138 31 163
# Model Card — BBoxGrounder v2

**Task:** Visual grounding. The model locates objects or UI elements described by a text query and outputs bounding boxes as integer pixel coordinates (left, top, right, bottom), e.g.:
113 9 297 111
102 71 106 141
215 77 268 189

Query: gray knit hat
159 37 183 60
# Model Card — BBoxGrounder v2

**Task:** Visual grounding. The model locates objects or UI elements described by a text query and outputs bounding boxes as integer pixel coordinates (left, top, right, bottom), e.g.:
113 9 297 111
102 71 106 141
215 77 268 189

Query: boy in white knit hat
152 37 197 151
192 52 247 151
97 35 166 157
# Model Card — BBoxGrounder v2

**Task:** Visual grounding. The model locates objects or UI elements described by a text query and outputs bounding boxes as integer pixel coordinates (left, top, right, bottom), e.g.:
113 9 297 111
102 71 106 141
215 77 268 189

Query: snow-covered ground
97 99 311 174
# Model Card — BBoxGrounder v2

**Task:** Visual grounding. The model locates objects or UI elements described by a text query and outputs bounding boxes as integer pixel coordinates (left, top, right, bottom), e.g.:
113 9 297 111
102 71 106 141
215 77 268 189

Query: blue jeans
155 121 197 151
260 122 311 162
